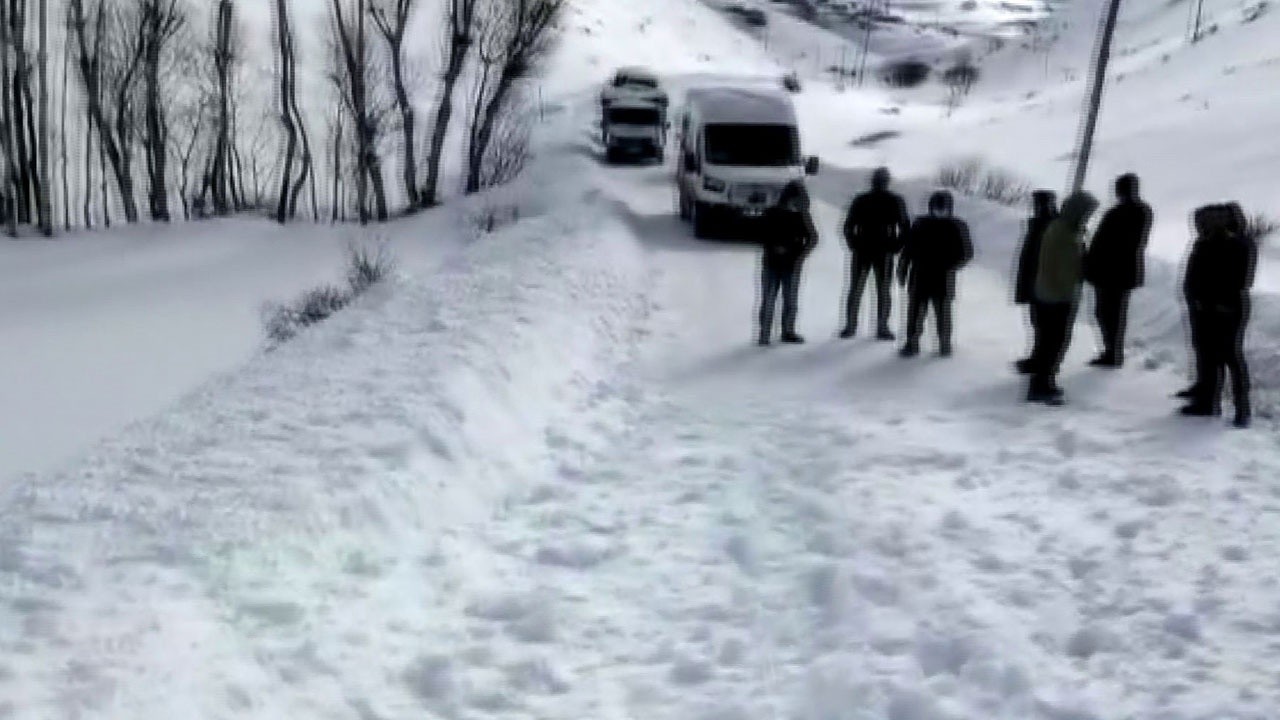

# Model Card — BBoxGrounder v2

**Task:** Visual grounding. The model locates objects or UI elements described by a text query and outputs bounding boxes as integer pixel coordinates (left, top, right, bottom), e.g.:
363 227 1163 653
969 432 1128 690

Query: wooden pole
1068 0 1123 196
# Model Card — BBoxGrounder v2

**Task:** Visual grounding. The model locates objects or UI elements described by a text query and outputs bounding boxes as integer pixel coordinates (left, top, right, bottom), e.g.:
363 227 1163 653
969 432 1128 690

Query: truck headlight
703 176 726 193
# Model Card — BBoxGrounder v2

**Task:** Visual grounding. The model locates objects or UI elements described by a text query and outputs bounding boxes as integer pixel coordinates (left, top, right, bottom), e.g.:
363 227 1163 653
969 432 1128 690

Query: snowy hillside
3 0 1280 718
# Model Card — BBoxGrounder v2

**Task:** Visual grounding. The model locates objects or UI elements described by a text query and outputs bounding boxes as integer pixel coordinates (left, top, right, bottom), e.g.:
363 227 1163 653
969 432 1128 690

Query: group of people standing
752 167 1257 428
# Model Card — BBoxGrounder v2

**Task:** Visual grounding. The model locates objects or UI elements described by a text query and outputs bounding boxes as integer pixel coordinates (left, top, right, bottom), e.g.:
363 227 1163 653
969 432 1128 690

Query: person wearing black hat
1180 202 1255 427
1014 190 1058 374
839 167 910 340
757 180 819 346
897 190 973 357
1082 173 1153 368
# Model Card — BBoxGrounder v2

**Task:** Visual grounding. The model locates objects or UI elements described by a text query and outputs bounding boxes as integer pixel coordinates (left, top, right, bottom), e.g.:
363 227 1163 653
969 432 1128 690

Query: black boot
1173 385 1201 399
780 332 805 344
876 327 896 341
899 342 919 358
838 324 857 339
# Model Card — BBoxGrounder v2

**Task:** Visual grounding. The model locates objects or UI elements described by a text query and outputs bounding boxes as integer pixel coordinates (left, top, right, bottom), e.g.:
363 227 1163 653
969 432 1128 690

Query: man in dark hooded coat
840 167 910 340
757 180 819 346
897 190 973 357
1014 190 1058 374
1180 202 1255 427
1082 173 1153 367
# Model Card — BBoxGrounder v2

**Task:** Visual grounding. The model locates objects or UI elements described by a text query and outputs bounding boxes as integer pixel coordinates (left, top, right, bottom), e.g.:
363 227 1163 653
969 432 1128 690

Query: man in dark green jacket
1027 191 1098 405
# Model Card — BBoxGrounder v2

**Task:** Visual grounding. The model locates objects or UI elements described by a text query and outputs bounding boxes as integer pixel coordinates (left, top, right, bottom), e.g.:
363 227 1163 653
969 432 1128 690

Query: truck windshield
704 124 798 166
608 107 660 125
617 75 658 88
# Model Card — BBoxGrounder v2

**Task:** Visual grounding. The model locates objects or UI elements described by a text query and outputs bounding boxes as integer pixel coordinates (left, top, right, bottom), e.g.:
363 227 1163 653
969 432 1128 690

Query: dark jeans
760 258 803 339
1093 287 1131 362
1024 302 1045 363
1192 305 1250 416
905 282 952 350
846 252 893 332
1030 302 1076 392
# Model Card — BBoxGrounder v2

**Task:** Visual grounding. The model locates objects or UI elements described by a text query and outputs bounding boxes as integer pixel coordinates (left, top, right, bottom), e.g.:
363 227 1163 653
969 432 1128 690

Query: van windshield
608 107 660 125
704 124 798 166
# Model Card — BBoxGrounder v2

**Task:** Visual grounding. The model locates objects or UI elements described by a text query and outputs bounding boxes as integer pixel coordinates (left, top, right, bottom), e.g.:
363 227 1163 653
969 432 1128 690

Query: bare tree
273 0 314 222
331 0 387 223
1 0 50 233
37 0 50 234
477 88 531 189
59 21 69 230
208 0 234 215
464 0 564 195
423 0 477 208
370 0 419 209
68 0 142 223
139 0 185 222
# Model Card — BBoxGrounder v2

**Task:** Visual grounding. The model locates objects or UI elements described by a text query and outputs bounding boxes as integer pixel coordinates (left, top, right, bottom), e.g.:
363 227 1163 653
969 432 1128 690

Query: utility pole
856 0 876 86
1068 0 1123 195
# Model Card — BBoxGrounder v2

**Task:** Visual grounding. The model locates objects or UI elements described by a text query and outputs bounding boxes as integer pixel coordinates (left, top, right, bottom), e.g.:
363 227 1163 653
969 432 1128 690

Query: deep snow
3 0 1280 718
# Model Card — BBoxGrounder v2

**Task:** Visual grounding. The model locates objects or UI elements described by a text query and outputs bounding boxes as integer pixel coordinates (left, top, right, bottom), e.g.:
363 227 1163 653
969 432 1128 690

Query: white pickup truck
600 67 670 163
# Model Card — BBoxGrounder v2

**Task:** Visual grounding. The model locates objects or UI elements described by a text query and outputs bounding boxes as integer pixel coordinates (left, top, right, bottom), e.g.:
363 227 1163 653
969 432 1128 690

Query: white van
675 87 819 238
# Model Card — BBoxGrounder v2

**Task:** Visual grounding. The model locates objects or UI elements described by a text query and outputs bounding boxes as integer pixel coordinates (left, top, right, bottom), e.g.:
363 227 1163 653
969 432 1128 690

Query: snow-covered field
3 0 1280 718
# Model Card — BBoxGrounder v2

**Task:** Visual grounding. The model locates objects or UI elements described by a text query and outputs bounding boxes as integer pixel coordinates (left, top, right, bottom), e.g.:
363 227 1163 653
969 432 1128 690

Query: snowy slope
5 0 1280 719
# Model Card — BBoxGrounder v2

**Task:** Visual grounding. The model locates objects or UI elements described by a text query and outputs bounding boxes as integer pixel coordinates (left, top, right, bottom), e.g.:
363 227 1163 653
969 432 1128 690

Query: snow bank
0 166 651 717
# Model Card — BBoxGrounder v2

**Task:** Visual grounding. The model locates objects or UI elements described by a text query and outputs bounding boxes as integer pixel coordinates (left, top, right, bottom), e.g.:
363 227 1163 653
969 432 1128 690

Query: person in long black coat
840 167 911 340
757 180 819 346
1014 190 1059 374
1180 202 1256 427
1082 173 1154 367
897 190 973 357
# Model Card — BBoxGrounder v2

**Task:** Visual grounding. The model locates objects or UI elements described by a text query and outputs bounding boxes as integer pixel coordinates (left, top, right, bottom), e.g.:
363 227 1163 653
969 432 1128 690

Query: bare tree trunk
332 0 385 223
0 1 17 236
36 0 49 234
273 0 298 222
141 0 182 222
330 110 341 222
424 0 476 208
82 94 92 227
68 0 139 224
371 0 419 209
284 25 313 218
59 22 68 230
210 0 232 214
98 116 109 227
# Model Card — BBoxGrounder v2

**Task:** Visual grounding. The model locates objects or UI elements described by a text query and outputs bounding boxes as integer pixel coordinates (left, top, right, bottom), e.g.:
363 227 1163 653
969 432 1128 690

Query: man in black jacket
1083 173 1153 367
840 167 910 340
897 191 973 357
1180 202 1255 428
758 181 819 346
1014 190 1058 374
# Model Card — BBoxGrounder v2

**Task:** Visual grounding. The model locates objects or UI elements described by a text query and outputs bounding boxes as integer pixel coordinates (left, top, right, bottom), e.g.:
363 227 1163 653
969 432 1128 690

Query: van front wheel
693 202 716 239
